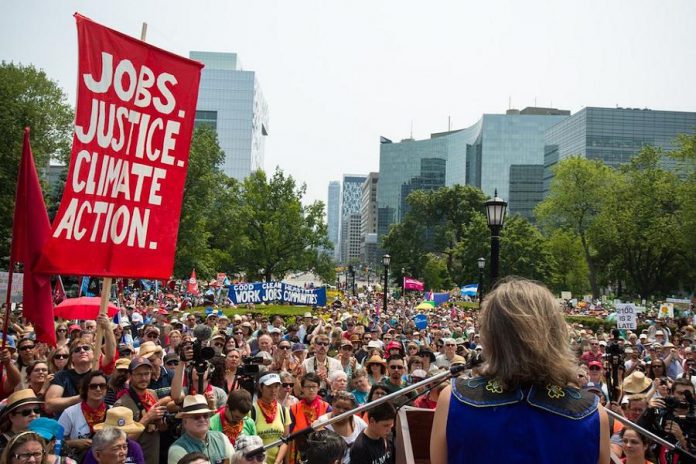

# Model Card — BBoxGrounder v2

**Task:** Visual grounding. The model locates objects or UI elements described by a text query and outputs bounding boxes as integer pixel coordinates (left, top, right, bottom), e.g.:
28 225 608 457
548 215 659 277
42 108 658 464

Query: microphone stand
605 409 696 463
245 364 468 458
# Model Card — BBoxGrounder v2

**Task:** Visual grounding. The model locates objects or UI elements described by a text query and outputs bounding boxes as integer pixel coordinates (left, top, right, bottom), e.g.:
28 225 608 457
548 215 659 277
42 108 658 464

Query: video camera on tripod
644 389 696 456
604 328 625 402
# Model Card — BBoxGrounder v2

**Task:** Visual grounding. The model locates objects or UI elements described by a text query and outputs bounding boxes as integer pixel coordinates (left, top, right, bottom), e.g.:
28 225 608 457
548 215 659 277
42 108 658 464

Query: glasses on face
408 347 418 351
213 343 224 348
445 344 456 347
315 342 328 347
13 450 45 462
373 390 386 398
383 337 392 342
57 329 67 333
363 337 371 341
89 383 107 391
341 346 353 351
13 406 41 417
389 365 404 370
19 345 35 351
589 367 601 371
54 353 69 360
72 345 92 354
32 367 48 373
282 383 294 388
166 361 179 367
243 454 266 463
234 331 243 335
279 345 291 350
146 332 159 339
303 384 319 390
120 350 132 356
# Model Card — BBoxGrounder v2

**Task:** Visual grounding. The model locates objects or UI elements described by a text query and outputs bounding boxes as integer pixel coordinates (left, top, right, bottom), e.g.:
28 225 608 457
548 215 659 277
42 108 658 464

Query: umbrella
416 301 435 310
54 297 119 320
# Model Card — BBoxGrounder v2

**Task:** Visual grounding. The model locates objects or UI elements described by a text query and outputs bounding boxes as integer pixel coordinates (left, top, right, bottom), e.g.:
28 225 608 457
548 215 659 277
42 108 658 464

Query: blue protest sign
227 281 326 307
414 314 428 330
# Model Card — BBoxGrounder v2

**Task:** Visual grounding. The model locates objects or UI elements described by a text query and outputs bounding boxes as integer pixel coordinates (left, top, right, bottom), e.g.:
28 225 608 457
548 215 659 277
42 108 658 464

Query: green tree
173 126 226 279
381 215 430 282
671 133 696 292
421 253 452 291
231 168 332 282
498 215 553 282
545 229 590 295
535 156 616 297
0 62 73 267
593 147 687 298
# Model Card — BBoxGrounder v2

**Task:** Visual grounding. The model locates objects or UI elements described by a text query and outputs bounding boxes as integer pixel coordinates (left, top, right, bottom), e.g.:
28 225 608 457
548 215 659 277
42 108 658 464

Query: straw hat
93 407 145 437
623 371 652 394
176 395 216 418
0 389 43 419
115 358 131 371
364 355 387 367
138 341 163 358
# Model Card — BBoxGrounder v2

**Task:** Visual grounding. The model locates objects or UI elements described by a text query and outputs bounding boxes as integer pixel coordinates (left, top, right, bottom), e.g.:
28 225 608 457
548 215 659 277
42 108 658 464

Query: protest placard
615 303 637 330
36 14 203 279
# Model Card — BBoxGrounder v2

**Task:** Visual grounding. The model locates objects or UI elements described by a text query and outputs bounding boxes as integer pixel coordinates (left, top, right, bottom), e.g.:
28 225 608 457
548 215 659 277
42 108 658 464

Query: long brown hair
479 277 578 390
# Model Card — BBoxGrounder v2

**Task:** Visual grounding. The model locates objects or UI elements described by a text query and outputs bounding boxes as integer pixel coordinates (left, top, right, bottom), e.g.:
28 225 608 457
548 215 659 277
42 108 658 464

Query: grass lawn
192 305 314 318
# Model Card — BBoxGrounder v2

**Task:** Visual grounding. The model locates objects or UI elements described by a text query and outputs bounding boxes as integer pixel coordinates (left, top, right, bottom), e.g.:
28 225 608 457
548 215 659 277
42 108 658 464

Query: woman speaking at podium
430 277 610 464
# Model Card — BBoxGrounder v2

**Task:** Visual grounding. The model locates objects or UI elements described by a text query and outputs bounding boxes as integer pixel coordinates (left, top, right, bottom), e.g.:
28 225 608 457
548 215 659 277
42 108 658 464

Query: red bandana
81 401 107 434
257 398 278 424
301 396 322 424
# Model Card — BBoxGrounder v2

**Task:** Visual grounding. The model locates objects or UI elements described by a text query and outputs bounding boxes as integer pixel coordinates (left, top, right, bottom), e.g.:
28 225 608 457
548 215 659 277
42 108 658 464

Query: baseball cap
258 373 281 386
129 357 153 372
588 361 603 369
268 327 281 334
291 343 306 353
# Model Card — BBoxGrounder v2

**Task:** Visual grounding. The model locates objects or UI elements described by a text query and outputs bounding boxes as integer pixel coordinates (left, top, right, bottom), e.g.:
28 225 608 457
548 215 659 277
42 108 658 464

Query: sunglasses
19 345 35 351
279 346 291 350
315 342 328 347
282 383 294 388
119 349 133 356
234 331 243 335
13 406 41 417
244 454 266 463
54 354 69 360
89 383 107 391
389 365 404 370
146 333 159 338
72 345 92 353
57 328 67 332
213 343 224 348
166 360 180 367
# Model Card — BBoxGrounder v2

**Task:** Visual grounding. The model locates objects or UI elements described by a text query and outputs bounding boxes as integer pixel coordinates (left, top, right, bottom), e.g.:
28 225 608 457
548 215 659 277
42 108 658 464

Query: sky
2 0 696 207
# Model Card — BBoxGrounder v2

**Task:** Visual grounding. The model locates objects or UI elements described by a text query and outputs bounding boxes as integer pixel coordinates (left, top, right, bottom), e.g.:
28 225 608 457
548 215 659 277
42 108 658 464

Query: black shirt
349 431 393 464
51 368 90 397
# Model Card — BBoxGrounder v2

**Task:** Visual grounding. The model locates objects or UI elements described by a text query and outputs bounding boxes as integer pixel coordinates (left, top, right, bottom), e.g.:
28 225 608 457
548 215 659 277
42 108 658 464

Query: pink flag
404 277 425 292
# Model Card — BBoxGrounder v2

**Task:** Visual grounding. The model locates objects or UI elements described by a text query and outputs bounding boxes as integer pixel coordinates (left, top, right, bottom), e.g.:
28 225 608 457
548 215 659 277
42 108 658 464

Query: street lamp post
477 257 486 302
382 254 391 312
351 267 356 296
366 267 371 302
484 189 508 285
401 267 406 296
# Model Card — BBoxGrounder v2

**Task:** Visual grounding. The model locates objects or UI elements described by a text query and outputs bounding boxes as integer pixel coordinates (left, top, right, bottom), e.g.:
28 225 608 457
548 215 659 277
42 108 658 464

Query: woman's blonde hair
479 277 578 389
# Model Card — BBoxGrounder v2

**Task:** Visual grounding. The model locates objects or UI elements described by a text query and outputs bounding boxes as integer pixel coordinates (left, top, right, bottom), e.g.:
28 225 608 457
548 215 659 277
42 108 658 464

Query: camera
236 356 264 397
643 390 696 453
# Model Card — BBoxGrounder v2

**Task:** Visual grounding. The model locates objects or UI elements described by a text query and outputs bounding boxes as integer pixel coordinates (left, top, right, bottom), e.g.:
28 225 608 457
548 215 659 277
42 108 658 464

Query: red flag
12 128 56 346
53 276 67 304
36 14 203 279
187 269 199 296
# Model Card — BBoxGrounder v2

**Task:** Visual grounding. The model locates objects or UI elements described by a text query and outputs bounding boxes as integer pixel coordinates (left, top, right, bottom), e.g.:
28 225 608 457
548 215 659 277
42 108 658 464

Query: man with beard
114 357 170 464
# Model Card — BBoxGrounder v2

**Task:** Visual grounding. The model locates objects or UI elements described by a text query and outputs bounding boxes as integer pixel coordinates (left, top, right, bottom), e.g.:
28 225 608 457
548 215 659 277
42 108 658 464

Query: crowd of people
0 279 694 464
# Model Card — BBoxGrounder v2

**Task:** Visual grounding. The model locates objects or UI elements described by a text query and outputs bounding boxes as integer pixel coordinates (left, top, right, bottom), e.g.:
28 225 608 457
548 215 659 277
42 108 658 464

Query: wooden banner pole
92 277 112 369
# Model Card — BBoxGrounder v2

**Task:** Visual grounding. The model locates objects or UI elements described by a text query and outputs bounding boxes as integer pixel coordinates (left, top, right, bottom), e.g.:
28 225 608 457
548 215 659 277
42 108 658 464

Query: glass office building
327 181 341 261
378 108 568 239
544 107 696 194
190 51 269 180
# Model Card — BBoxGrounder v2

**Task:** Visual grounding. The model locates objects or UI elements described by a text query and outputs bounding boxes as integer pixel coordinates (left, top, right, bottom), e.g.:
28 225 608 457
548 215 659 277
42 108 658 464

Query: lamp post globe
477 257 486 302
382 254 391 311
484 189 507 284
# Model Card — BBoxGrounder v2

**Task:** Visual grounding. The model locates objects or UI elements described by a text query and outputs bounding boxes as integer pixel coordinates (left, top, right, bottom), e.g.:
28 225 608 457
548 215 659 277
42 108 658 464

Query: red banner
404 277 424 292
37 14 203 279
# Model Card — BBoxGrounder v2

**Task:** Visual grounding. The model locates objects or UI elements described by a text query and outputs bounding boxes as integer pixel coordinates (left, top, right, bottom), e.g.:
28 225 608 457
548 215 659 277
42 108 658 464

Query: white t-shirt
58 402 91 439
313 413 368 464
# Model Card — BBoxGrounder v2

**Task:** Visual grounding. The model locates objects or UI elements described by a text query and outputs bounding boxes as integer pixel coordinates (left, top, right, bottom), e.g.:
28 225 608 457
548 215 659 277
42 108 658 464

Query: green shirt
168 430 233 464
209 412 257 445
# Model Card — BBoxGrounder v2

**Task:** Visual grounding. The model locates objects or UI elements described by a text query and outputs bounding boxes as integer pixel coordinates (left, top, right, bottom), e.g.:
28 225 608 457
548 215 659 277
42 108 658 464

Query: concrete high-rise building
543 107 696 194
190 51 269 180
341 175 367 263
360 173 379 266
327 181 341 261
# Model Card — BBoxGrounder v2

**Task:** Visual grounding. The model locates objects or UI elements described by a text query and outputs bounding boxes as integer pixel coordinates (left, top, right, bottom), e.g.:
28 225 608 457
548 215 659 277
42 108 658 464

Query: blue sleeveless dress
446 377 600 464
